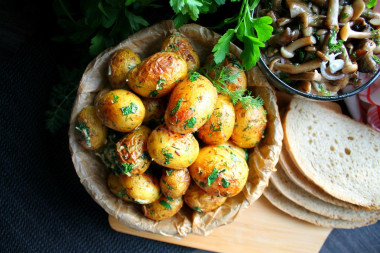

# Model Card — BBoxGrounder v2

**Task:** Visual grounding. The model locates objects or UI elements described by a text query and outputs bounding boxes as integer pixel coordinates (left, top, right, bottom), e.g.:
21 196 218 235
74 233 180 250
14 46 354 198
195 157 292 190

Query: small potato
75 106 107 150
120 173 160 204
184 182 227 213
95 89 145 132
116 126 152 176
141 98 166 126
142 195 183 221
161 33 200 72
204 53 247 92
108 48 141 89
197 95 235 145
147 124 199 169
231 101 267 148
107 173 133 202
218 140 248 161
160 168 191 199
164 74 217 134
189 146 249 197
127 52 187 98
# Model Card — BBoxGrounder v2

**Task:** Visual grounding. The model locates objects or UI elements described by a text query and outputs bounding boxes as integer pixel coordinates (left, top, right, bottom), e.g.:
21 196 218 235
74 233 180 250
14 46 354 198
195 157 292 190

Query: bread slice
279 147 365 210
271 165 380 221
263 182 376 228
283 97 380 209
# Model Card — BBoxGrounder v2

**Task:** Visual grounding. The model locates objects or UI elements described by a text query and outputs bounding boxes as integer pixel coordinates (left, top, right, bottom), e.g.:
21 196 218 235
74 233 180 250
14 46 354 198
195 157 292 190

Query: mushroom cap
340 23 350 41
352 0 365 21
342 62 358 74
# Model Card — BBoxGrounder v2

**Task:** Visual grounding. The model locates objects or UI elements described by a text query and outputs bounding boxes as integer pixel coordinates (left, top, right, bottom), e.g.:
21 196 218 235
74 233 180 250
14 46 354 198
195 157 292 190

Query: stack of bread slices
263 94 380 228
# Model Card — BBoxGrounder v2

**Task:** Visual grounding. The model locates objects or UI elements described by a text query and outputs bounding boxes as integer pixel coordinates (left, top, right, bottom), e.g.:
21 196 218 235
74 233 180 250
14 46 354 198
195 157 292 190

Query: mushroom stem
326 0 339 30
299 13 326 28
340 23 380 41
288 71 322 81
341 45 358 74
352 0 366 20
309 0 328 7
281 36 317 58
339 5 353 23
285 0 312 18
268 27 300 47
274 59 322 74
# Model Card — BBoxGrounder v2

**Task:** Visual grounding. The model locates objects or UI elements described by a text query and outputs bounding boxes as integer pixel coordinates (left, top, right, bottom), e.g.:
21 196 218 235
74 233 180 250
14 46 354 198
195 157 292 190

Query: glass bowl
257 57 380 101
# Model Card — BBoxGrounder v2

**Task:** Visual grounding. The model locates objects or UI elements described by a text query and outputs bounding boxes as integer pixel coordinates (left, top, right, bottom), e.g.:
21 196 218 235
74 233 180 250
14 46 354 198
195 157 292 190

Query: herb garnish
149 90 159 97
193 207 202 212
121 102 138 116
222 178 230 188
159 200 172 210
113 94 119 103
75 121 91 147
208 168 226 186
190 71 200 81
184 117 197 129
373 55 380 64
156 79 165 90
121 163 133 175
367 0 377 8
166 169 173 176
171 97 183 116
162 148 174 165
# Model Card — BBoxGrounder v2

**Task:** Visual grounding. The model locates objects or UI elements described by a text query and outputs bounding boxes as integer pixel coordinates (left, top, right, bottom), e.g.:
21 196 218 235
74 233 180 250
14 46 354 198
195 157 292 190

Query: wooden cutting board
109 196 332 252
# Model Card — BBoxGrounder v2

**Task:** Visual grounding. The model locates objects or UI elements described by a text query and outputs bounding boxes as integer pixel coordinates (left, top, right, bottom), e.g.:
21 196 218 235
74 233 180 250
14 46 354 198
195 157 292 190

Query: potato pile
75 33 267 221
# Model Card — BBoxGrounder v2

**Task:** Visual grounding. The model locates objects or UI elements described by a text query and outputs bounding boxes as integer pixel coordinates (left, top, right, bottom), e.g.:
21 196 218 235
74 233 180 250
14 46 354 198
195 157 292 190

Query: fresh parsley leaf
367 0 377 8
120 102 138 116
212 29 235 64
193 206 202 212
113 94 119 103
162 148 174 165
222 178 230 188
166 169 174 176
171 97 183 116
190 71 200 81
149 90 158 97
156 78 165 90
208 168 220 186
159 199 172 210
184 117 197 129
121 163 134 175
373 55 380 64
75 121 91 147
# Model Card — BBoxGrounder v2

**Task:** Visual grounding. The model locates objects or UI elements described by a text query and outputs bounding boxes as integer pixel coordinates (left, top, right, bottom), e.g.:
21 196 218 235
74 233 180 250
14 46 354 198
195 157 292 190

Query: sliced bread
271 165 380 221
283 97 380 209
263 182 377 228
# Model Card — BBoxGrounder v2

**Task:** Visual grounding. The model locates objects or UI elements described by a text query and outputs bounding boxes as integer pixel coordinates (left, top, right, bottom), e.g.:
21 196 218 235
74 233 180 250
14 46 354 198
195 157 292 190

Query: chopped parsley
120 102 138 116
190 71 200 82
184 117 197 129
373 55 380 64
171 97 183 116
156 79 165 90
207 168 226 186
166 169 173 176
162 148 174 165
168 43 179 52
193 207 202 212
328 31 344 53
149 90 159 97
159 200 172 210
115 188 127 198
75 121 91 147
113 94 119 103
120 163 133 175
222 178 230 188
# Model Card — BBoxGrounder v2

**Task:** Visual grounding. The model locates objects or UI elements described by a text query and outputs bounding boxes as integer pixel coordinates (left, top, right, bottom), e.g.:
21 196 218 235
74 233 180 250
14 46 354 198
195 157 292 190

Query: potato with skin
127 52 187 98
189 146 249 197
142 195 183 221
197 95 235 145
184 182 227 213
116 126 152 176
161 33 200 72
231 101 267 148
107 173 133 202
95 89 145 132
147 124 199 169
119 173 160 204
164 74 217 134
219 140 248 161
160 168 191 199
108 48 141 89
75 106 107 150
141 98 166 126
205 53 247 92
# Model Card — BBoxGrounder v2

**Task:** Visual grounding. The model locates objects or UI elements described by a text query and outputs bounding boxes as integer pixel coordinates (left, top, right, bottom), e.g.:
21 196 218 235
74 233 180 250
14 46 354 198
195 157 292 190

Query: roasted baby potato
197 95 235 145
108 48 141 89
161 33 200 72
160 168 191 199
141 97 166 126
75 105 107 150
204 53 247 92
164 74 217 134
189 146 249 197
219 140 248 161
184 182 227 213
95 89 145 132
231 101 267 148
127 52 187 98
119 173 160 204
147 124 199 169
142 195 183 221
107 173 133 202
116 126 151 176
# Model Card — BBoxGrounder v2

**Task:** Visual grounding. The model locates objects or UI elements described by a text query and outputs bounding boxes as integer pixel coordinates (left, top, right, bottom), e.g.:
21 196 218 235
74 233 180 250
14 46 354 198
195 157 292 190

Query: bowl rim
258 57 380 101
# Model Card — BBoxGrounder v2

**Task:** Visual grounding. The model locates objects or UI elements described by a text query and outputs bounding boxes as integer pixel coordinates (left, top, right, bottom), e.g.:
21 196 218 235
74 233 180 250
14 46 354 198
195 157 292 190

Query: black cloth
1 1 379 253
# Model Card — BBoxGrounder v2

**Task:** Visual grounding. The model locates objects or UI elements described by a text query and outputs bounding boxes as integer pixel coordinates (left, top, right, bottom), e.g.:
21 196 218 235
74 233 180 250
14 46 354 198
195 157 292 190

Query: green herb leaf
367 0 377 8
193 207 202 212
184 117 197 129
156 78 165 90
121 102 138 116
222 178 230 188
149 90 158 97
171 97 183 116
159 199 172 210
75 121 91 147
166 169 173 176
212 29 235 64
208 168 219 186
162 148 174 165
190 71 200 81
373 55 380 64
121 163 134 175
113 94 119 103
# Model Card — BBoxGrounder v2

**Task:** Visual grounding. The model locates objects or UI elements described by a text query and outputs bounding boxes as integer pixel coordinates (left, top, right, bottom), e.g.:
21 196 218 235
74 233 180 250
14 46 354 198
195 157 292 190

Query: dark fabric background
0 1 379 252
